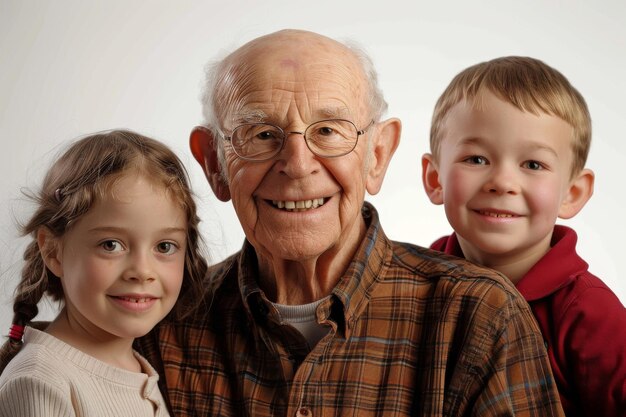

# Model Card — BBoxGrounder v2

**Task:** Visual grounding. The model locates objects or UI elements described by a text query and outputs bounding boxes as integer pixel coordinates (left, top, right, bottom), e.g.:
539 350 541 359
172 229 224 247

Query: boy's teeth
482 211 513 218
272 198 325 211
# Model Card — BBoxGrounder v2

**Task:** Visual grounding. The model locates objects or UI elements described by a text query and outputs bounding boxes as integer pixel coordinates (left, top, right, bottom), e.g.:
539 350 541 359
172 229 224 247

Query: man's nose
276 131 319 178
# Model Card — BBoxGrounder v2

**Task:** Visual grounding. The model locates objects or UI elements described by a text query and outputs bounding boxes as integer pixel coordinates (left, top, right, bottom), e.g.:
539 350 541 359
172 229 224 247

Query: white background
1 0 625 334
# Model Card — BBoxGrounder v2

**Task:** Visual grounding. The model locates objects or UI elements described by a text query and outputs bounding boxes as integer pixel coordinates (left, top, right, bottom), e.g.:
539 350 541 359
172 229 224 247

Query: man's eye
156 242 178 255
256 130 278 140
101 240 122 252
318 126 336 136
464 155 488 165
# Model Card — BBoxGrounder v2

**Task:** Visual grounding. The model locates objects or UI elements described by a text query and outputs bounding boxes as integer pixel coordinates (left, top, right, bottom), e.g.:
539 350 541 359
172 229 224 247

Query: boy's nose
483 167 520 195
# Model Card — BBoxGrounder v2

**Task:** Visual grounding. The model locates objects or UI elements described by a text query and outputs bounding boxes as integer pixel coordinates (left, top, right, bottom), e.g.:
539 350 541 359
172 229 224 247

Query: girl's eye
464 155 488 165
156 241 178 255
523 160 544 170
101 240 123 252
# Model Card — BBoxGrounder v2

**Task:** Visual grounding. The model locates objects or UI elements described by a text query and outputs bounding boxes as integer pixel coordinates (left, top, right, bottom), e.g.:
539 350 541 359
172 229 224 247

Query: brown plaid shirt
137 203 564 417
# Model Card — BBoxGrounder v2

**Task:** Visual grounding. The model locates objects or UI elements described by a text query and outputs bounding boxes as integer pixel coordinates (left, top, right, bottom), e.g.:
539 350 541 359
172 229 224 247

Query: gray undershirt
272 297 332 348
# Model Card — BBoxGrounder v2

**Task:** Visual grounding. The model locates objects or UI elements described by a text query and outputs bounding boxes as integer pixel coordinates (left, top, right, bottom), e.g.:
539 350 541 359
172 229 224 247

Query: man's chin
255 234 336 263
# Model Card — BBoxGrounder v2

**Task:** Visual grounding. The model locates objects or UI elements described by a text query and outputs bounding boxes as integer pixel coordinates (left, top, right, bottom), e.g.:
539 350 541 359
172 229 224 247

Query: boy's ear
365 118 401 195
558 168 594 219
189 126 231 202
421 153 444 205
37 228 63 278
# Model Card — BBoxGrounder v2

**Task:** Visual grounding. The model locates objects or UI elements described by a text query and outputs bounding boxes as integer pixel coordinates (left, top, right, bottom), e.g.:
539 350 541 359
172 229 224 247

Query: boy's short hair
430 56 591 177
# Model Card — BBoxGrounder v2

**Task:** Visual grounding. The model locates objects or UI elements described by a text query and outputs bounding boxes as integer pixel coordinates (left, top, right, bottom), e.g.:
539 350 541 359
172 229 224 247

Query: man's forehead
224 63 365 120
226 74 366 125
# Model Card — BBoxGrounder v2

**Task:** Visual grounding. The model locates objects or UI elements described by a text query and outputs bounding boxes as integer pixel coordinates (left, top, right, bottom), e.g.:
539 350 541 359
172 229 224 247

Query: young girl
0 130 207 416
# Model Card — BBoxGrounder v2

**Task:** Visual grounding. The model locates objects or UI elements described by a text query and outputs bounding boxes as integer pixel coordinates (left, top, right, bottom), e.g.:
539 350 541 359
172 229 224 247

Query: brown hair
430 56 591 177
0 130 208 373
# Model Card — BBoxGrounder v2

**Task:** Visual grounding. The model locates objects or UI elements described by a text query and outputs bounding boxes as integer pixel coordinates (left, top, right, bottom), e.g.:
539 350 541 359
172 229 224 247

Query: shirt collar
516 225 588 300
233 202 392 339
331 202 392 338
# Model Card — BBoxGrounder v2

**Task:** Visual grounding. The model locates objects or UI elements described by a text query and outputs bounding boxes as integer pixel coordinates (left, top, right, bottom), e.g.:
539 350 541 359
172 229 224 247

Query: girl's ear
37 228 63 277
421 153 444 205
558 168 594 219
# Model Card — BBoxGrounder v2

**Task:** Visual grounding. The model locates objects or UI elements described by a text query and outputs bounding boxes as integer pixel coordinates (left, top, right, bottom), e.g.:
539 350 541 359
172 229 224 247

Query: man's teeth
272 198 325 211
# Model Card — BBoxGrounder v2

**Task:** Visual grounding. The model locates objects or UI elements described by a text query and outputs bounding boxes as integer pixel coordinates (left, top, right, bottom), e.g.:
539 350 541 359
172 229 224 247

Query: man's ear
37 228 63 278
365 118 401 195
558 168 594 219
189 126 231 202
421 153 444 205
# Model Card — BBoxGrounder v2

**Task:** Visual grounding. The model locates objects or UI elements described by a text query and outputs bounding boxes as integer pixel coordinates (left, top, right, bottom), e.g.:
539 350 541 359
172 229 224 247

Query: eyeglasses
222 119 375 161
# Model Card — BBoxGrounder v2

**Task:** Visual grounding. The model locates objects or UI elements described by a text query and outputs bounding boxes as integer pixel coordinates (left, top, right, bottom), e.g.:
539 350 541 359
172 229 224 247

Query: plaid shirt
137 203 564 417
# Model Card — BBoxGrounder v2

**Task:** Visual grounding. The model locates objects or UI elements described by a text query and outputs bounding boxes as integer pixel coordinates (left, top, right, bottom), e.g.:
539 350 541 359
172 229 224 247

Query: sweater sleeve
0 375 74 417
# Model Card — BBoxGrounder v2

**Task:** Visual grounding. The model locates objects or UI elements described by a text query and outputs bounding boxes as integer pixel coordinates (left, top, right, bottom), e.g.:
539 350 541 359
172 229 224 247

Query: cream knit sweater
0 327 170 417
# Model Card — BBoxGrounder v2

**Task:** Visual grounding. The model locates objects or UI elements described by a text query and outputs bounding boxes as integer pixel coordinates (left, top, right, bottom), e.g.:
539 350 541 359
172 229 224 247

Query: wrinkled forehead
217 34 369 127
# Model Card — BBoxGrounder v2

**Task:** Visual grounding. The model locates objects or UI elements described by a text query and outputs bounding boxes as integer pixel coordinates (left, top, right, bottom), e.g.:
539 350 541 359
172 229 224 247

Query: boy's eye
101 240 123 252
523 160 544 170
463 155 488 165
156 241 178 255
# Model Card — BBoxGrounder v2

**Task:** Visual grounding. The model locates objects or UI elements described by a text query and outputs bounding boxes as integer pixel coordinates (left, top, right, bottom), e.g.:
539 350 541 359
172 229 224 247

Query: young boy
421 56 625 417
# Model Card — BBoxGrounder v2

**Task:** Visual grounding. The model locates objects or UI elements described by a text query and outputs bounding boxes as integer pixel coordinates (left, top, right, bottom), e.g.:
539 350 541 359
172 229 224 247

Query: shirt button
296 407 312 417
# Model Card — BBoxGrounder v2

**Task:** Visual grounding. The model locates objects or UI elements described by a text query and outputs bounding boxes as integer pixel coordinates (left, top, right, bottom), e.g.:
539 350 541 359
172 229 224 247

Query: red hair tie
8 324 25 341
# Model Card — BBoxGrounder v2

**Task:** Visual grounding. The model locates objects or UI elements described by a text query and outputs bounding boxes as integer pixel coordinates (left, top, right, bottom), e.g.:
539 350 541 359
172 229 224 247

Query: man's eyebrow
232 106 353 124
232 109 268 124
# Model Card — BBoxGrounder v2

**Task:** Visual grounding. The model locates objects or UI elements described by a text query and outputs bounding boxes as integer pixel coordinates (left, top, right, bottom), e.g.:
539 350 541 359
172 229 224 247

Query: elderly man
138 30 564 416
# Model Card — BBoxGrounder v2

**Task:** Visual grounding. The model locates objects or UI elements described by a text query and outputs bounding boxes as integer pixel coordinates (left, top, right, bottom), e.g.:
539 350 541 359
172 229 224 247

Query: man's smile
269 197 327 211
